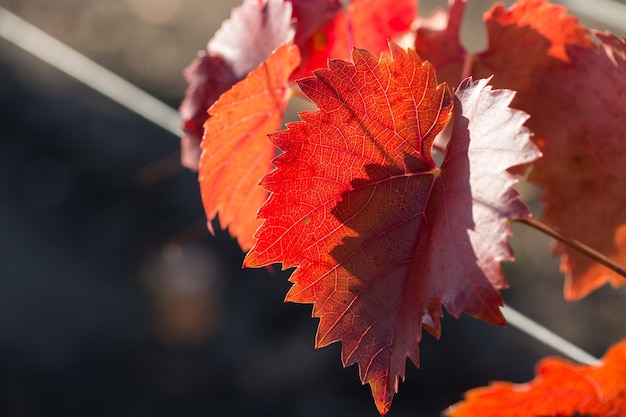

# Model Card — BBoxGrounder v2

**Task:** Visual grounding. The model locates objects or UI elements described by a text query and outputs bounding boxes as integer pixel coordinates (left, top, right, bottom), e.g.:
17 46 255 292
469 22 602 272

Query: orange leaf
475 1 625 299
446 339 626 417
526 32 626 299
415 0 594 102
476 0 592 84
414 0 626 299
245 43 539 414
199 43 300 250
179 0 294 171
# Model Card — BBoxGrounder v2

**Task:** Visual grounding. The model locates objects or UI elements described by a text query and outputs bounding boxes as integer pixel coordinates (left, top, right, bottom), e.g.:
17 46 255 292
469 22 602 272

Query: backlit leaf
179 0 294 171
199 43 300 250
414 0 625 299
208 0 294 78
245 44 539 415
414 0 467 88
474 0 593 88
180 55 237 171
526 32 626 299
474 1 624 299
446 339 626 417
291 0 416 79
290 0 342 45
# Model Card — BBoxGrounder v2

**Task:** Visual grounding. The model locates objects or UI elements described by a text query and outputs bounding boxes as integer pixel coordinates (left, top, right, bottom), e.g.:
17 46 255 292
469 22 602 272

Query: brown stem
515 218 626 279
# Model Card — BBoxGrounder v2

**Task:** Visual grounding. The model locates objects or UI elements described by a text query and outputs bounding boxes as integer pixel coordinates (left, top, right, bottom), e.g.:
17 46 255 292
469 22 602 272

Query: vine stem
1 5 608 368
515 218 626 279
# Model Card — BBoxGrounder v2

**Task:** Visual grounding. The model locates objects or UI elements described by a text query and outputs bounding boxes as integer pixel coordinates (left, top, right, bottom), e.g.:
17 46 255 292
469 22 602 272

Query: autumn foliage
179 0 626 415
414 0 626 301
446 340 626 417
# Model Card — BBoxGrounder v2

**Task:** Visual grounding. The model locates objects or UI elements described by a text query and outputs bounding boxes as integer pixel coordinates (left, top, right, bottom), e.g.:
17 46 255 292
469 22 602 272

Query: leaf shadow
325 104 482 351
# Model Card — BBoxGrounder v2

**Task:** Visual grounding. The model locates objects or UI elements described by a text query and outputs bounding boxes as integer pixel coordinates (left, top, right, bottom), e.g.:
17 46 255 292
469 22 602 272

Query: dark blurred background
0 1 625 416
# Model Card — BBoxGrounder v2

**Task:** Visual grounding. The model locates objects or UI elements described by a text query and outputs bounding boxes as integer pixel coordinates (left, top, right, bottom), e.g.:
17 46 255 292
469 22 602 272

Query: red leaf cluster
180 0 416 249
245 44 539 414
177 0 626 414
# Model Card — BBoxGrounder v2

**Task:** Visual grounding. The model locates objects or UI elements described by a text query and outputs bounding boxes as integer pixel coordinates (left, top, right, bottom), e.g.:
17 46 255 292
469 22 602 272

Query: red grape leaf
208 0 294 78
473 0 593 91
291 0 416 79
180 55 237 171
446 339 626 417
290 0 342 45
472 1 624 298
199 43 300 251
348 0 417 54
415 0 593 89
179 0 294 171
414 0 467 88
289 12 345 80
244 44 539 415
526 32 626 299
415 0 625 299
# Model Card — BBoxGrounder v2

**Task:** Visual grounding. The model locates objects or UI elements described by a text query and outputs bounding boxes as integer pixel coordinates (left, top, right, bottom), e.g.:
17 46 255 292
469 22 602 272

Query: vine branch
515 217 626 279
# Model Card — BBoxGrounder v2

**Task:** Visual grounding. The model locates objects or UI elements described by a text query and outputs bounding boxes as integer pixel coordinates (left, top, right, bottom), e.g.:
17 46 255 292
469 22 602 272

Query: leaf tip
372 383 394 417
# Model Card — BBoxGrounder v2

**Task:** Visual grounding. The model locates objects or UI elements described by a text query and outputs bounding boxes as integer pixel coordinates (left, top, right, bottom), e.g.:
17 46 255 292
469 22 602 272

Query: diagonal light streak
502 305 600 365
0 7 182 137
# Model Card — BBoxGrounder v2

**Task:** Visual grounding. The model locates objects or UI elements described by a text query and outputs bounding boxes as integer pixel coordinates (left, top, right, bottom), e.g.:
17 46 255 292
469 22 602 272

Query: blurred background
0 0 624 416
